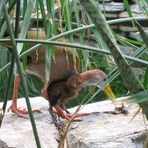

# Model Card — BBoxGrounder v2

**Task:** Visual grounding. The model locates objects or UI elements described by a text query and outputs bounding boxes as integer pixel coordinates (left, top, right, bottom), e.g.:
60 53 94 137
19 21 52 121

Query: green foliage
0 46 9 99
0 0 147 106
1 1 147 147
143 67 148 89
128 89 148 104
129 21 148 107
134 0 148 16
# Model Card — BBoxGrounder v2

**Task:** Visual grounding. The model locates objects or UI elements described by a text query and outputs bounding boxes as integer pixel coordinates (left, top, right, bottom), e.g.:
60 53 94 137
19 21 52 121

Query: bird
4 30 117 121
47 69 113 122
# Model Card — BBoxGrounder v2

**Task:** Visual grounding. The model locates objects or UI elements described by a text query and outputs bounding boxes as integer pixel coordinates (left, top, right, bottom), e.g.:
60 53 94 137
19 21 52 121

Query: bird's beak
102 84 116 102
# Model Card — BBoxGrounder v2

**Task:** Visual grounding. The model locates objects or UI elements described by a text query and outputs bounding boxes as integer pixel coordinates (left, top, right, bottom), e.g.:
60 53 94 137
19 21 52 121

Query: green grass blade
143 68 148 89
23 0 27 16
38 0 52 83
0 1 2 16
0 55 14 127
79 0 148 120
123 0 134 27
0 16 147 74
73 0 89 70
2 3 41 147
1 39 148 68
14 0 21 38
128 89 148 104
17 0 36 54
136 22 148 48
38 0 49 33
0 45 9 99
134 0 148 16
0 0 17 29
0 1 17 38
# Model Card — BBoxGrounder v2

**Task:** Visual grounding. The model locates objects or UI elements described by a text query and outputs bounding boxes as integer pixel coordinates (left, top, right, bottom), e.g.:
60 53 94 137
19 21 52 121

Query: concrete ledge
0 97 59 148
0 97 147 148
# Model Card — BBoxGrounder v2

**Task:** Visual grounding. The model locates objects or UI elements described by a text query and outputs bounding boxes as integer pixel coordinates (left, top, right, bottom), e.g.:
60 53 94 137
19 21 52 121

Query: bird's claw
103 102 128 115
7 105 28 118
65 113 90 122
53 107 90 122
7 105 41 118
114 101 128 114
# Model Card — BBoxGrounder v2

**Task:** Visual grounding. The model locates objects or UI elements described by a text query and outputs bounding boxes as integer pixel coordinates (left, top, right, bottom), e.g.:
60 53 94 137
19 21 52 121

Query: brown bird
4 30 116 121
47 69 112 121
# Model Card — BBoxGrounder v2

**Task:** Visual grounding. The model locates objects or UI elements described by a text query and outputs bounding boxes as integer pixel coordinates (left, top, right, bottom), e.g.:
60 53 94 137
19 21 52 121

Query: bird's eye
77 81 81 85
104 78 107 81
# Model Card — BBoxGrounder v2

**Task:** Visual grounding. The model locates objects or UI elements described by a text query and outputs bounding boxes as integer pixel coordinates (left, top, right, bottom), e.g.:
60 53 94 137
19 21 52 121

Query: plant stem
2 3 41 148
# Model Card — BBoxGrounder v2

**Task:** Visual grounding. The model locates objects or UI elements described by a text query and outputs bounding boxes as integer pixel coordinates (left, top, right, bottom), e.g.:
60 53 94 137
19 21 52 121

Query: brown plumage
47 73 82 107
47 69 109 121
47 73 82 121
26 30 80 83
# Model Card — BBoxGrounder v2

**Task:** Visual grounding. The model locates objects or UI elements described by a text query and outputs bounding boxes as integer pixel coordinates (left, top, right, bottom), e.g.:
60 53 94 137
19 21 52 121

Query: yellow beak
102 84 116 102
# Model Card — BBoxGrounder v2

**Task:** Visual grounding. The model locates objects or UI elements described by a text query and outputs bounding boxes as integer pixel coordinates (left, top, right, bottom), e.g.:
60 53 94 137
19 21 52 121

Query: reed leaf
2 2 41 147
73 0 89 70
0 1 3 17
136 21 148 48
134 0 148 16
128 89 148 104
1 39 148 73
123 0 135 26
143 68 148 89
79 0 148 121
17 0 36 55
0 0 17 29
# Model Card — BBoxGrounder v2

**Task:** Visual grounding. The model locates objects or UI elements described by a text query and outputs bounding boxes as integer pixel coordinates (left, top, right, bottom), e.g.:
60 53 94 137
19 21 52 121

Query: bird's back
26 30 80 84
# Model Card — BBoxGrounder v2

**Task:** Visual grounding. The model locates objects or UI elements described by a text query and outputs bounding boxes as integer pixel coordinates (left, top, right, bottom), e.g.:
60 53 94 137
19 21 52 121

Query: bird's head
80 69 116 102
80 69 107 87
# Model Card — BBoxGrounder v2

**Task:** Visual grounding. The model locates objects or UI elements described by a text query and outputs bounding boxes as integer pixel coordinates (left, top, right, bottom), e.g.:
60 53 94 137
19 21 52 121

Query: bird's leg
41 86 48 100
52 105 90 122
7 75 27 118
49 106 61 128
8 75 41 118
59 104 71 114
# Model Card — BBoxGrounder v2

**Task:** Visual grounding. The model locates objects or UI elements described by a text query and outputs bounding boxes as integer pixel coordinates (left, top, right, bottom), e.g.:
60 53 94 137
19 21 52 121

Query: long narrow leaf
128 89 148 104
17 0 36 54
0 0 3 17
136 22 148 48
38 0 52 84
144 68 148 89
1 39 148 69
136 23 148 90
79 0 148 120
2 3 41 147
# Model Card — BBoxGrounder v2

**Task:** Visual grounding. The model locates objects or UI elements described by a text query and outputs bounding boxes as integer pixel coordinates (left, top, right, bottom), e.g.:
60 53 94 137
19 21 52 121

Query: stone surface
0 97 59 148
67 98 147 148
98 2 125 13
119 11 145 18
0 97 147 148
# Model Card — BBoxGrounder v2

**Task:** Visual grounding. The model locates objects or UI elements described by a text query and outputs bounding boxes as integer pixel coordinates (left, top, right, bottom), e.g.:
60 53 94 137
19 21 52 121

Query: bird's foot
66 112 90 122
7 105 41 118
53 107 90 122
103 102 128 115
114 102 128 114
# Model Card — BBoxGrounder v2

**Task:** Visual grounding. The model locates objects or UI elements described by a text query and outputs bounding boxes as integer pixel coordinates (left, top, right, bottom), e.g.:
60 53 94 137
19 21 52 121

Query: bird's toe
8 105 41 118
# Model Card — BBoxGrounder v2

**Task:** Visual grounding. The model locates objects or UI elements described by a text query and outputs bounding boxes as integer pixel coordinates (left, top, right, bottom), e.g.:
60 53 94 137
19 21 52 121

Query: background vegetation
0 0 147 108
0 0 148 147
